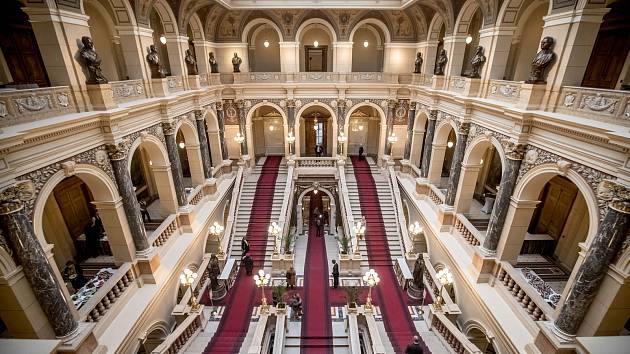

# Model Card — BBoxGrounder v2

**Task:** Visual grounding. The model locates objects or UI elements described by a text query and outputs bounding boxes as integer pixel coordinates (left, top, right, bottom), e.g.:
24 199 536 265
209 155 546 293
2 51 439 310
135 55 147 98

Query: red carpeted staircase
351 157 429 354
203 156 282 354
300 192 333 353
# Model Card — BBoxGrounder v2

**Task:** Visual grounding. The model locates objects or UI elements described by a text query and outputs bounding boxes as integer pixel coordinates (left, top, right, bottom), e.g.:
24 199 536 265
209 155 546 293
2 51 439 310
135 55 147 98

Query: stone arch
84 0 126 80
152 0 179 36
188 13 205 41
349 18 391 44
294 102 338 157
139 320 170 353
296 186 337 236
176 118 205 186
497 0 551 27
242 18 284 43
409 109 430 168
433 262 458 303
454 0 485 35
427 118 458 185
344 102 388 162
295 17 338 42
127 134 170 169
462 134 506 171
463 319 498 354
427 13 446 41
296 18 338 72
84 0 137 26
246 102 289 158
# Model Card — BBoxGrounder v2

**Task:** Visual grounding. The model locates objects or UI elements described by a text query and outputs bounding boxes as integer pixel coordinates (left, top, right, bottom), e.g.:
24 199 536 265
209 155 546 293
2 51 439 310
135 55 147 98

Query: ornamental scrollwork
580 94 617 114
14 95 52 113
0 180 35 214
597 180 630 214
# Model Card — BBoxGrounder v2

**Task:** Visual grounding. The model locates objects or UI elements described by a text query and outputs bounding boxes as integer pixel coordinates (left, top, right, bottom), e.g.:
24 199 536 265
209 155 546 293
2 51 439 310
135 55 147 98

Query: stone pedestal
415 178 430 196
471 249 496 283
151 78 169 97
339 253 362 276
177 205 195 233
187 75 201 90
135 247 160 284
87 84 117 111
532 322 578 354
462 78 482 97
432 75 446 90
516 83 546 110
271 253 294 276
437 204 455 230
204 178 218 197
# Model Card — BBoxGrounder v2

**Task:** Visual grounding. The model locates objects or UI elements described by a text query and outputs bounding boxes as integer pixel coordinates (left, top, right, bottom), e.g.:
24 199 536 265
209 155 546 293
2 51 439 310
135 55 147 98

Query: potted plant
338 232 350 254
272 284 288 313
344 286 359 313
283 228 295 254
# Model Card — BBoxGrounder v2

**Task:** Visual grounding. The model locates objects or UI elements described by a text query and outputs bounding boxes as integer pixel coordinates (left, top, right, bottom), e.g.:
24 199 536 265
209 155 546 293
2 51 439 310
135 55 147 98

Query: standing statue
469 46 486 78
208 254 221 291
209 52 219 73
185 49 198 75
526 36 556 84
412 256 424 291
434 49 448 76
79 36 108 84
414 52 423 74
232 52 242 73
146 45 165 79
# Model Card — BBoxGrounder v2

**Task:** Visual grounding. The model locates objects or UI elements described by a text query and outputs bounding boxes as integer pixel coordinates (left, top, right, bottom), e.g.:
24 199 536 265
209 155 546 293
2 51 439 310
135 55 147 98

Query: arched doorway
350 22 387 72
246 22 282 72
345 105 385 160
458 8 483 77
297 20 336 72
149 3 174 76
136 322 169 353
297 105 336 157
409 111 428 168
427 121 457 189
466 326 497 354
175 120 205 187
249 105 287 158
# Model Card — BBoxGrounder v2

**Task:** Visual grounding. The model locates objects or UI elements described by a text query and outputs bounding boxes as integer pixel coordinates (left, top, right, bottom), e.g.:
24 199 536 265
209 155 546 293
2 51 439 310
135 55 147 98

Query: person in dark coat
286 266 297 289
84 217 101 258
331 259 340 288
315 216 323 237
139 200 151 222
241 238 250 255
405 335 423 354
243 253 254 276
358 145 364 160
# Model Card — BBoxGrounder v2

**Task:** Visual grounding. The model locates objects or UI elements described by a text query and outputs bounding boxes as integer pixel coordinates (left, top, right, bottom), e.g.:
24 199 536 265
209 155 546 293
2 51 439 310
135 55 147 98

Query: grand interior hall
0 0 629 353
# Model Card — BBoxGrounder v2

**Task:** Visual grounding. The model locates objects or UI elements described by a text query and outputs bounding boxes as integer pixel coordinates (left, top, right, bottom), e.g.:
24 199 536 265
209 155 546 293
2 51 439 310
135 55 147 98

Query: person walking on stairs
241 237 250 255
286 266 296 289
316 215 323 237
331 259 340 288
243 252 253 276
405 335 423 354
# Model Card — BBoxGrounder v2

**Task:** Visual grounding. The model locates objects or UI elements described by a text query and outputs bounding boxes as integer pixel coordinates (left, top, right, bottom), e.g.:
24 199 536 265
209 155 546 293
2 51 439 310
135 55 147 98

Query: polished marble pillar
420 110 438 178
481 142 526 255
236 100 249 156
287 100 296 155
337 99 347 156
162 122 187 207
216 102 229 161
107 142 151 253
404 102 417 160
195 111 213 179
553 180 630 339
444 122 470 206
0 181 78 338
385 100 396 156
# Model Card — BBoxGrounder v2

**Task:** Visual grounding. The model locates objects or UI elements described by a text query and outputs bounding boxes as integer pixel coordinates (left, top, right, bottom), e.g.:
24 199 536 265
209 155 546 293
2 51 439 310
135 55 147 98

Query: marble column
287 99 296 155
236 100 249 156
480 142 526 255
420 110 438 178
107 142 150 253
444 122 470 206
337 99 347 156
162 122 187 207
385 100 396 156
404 102 417 160
216 102 229 161
553 180 630 339
195 111 213 178
0 181 78 338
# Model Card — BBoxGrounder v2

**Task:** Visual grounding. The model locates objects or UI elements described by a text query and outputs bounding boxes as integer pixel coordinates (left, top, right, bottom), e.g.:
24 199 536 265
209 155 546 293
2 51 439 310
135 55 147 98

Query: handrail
272 308 288 354
79 263 135 322
430 308 483 354
337 162 357 254
148 214 179 248
346 310 361 354
247 309 270 354
187 184 204 205
361 307 386 354
428 184 445 205
224 165 245 255
278 162 295 253
409 163 422 179
386 165 412 256
294 157 337 168
152 306 204 353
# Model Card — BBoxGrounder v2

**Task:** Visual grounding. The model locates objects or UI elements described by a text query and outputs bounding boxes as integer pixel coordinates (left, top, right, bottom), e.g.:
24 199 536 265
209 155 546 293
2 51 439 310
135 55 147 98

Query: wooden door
53 178 92 238
305 46 327 72
304 117 316 156
534 177 578 240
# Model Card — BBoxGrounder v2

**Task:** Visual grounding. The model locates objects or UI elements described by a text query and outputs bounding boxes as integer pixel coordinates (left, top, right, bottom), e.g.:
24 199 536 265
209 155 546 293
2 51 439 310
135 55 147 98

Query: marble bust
434 49 448 76
79 36 108 84
146 45 165 79
185 49 198 75
526 36 556 84
414 52 423 74
209 52 219 73
232 53 242 73
469 46 486 78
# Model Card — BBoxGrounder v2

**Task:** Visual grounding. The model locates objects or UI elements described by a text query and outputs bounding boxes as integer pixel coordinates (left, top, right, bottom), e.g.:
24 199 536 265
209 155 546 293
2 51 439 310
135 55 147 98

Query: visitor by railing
454 214 484 247
294 156 338 168
152 306 205 354
0 85 76 127
494 262 554 322
278 162 295 253
149 214 179 248
166 76 184 93
80 263 135 323
110 79 147 104
429 308 483 354
485 79 522 103
555 86 630 126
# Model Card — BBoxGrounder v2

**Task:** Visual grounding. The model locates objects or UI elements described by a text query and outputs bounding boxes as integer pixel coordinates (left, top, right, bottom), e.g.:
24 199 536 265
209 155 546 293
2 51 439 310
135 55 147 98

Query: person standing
243 252 254 276
316 215 323 237
331 259 340 288
405 335 423 354
241 237 250 255
358 145 364 160
84 217 100 258
139 200 151 222
286 266 297 289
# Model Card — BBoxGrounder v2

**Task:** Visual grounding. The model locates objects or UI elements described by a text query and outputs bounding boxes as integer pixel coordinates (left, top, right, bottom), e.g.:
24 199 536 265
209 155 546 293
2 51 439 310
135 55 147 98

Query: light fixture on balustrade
160 35 167 45
314 40 319 48
447 141 454 148
179 142 186 149
363 40 369 48
264 40 270 48
465 36 473 44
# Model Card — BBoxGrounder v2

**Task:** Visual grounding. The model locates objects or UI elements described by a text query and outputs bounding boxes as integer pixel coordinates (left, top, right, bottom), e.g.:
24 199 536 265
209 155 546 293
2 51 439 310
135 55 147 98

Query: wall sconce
149 160 153 166
159 35 167 45
465 36 473 44
480 158 484 165
264 40 270 48
314 40 319 48
179 142 186 149
269 125 275 131
363 40 369 48
358 125 364 131
447 141 454 148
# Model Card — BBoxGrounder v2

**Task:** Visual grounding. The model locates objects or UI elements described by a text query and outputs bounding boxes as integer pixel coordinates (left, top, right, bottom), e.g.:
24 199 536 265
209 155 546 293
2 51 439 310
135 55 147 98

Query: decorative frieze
556 86 630 126
111 80 146 104
0 86 77 127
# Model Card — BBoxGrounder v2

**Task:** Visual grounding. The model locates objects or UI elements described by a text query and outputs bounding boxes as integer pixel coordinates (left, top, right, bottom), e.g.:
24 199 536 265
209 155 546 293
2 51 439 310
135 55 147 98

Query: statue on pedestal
434 49 448 76
412 256 424 291
232 53 242 73
209 254 221 291
414 52 423 74
79 36 108 84
209 52 219 73
146 45 166 79
526 37 556 84
469 46 486 78
185 49 198 75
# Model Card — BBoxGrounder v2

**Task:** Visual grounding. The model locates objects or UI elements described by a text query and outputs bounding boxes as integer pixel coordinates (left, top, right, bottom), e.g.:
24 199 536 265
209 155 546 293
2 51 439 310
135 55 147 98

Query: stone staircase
345 158 403 268
283 321 350 354
227 157 287 270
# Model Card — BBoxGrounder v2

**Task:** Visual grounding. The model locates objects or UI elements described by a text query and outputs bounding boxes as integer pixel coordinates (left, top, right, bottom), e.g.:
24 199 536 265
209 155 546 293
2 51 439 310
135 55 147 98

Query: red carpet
300 192 333 353
203 156 281 353
351 156 428 354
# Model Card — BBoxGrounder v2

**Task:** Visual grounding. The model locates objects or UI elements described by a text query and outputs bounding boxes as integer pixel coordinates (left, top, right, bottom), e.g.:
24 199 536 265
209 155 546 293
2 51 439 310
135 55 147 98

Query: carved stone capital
388 99 397 109
162 122 176 136
106 139 130 161
409 101 417 111
458 122 470 135
286 99 295 108
597 180 630 214
215 101 223 111
236 100 244 108
429 110 438 120
337 99 347 109
194 110 205 121
0 180 34 215
502 141 527 161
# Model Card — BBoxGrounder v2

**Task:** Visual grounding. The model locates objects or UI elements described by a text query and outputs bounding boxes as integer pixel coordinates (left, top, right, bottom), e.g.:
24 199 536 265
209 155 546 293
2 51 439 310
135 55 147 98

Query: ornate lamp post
234 132 245 158
353 217 366 254
180 268 200 311
337 131 348 158
363 268 381 310
286 131 296 156
408 221 423 255
269 221 281 255
209 221 225 257
434 267 453 311
254 269 271 313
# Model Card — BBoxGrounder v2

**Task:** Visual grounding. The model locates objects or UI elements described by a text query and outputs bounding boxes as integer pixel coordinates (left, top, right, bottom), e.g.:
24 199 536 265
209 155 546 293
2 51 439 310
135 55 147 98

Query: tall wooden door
53 178 92 238
534 177 578 241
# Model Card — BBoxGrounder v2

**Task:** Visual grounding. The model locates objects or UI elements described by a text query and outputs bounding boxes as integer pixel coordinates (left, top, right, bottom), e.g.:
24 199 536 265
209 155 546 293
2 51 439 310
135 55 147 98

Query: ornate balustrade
234 72 287 84
494 262 554 322
386 165 412 255
79 263 135 322
149 214 179 248
296 72 340 82
110 79 147 104
556 86 630 126
429 309 483 354
0 86 77 127
361 307 386 354
338 162 358 255
294 157 337 168
278 163 295 253
449 76 468 94
166 76 184 93
411 73 432 87
422 253 459 314
454 214 484 247
187 185 204 206
223 166 244 255
348 72 398 84
428 184 445 205
152 306 204 354
199 73 209 87
486 79 522 103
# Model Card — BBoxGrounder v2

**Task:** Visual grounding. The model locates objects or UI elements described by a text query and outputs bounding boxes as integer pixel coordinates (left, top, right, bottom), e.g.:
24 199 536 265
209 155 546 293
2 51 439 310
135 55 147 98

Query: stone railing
386 165 412 255
224 166 245 255
278 163 295 253
296 72 340 82
80 263 135 322
454 214 483 247
272 307 288 354
361 306 386 354
346 309 361 354
173 255 212 318
486 79 522 103
429 309 483 354
411 73 432 87
449 76 468 94
149 214 179 248
0 86 77 127
347 72 398 84
338 162 358 255
428 184 445 205
234 72 287 84
199 73 209 87
218 258 239 296
494 262 554 322
555 86 630 126
295 157 337 168
422 253 459 314
110 79 147 104
152 306 205 354
187 185 204 206
166 76 184 93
